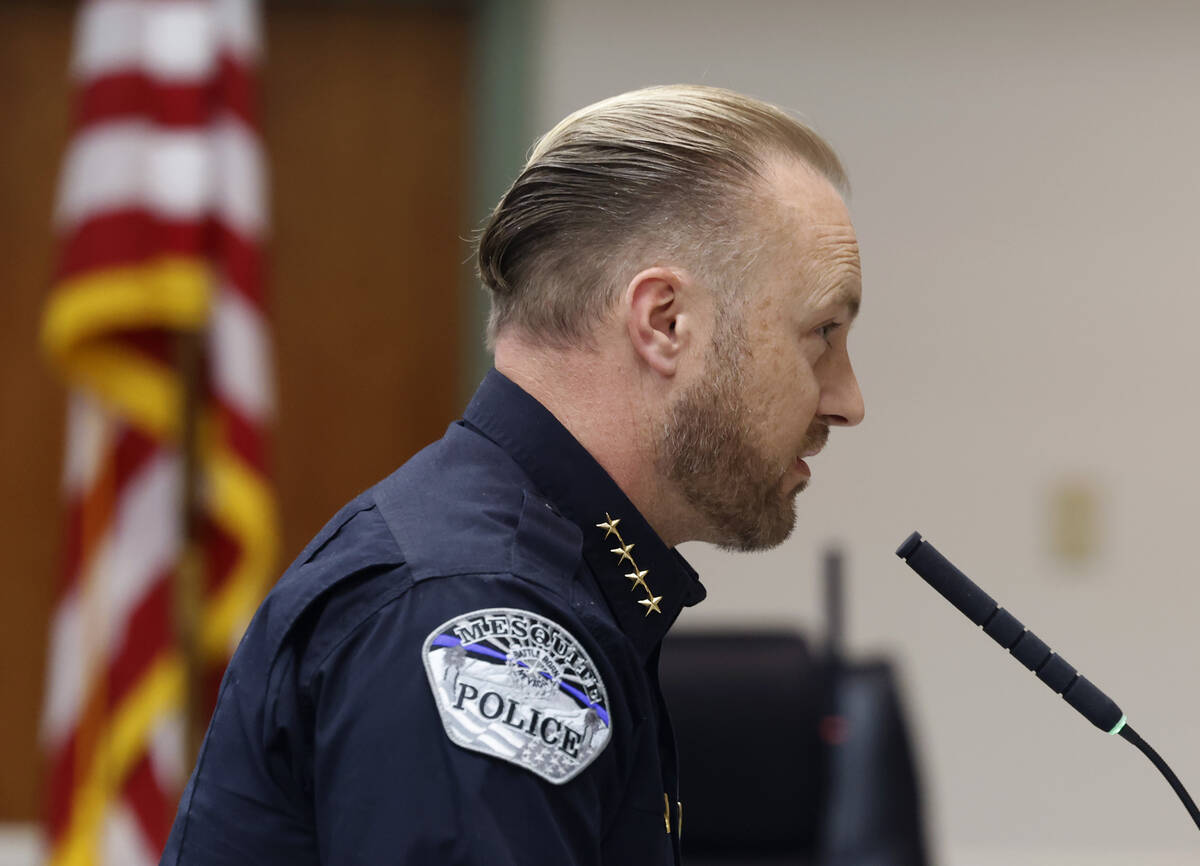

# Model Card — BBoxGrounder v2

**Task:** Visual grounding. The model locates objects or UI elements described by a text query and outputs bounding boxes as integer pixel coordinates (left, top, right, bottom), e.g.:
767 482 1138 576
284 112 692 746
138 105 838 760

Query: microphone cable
1116 722 1200 831
896 531 1200 833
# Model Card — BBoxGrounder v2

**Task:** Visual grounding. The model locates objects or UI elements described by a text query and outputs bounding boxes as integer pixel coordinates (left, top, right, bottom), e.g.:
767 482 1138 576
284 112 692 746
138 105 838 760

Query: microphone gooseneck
896 530 1200 832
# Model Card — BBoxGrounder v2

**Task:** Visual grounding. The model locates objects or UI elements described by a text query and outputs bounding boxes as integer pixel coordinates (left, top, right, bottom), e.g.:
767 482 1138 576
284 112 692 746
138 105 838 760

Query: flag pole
175 328 207 768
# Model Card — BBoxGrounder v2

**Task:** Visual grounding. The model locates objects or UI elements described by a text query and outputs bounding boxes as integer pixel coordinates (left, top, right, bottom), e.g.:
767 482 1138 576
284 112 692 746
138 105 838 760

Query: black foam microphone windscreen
895 531 1123 732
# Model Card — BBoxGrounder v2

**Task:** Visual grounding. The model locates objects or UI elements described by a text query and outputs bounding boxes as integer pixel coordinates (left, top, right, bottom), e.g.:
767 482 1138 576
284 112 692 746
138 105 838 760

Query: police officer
160 84 865 865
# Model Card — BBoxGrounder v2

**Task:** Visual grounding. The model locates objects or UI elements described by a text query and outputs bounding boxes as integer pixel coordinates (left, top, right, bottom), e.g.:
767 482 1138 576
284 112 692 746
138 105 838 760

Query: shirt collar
462 369 706 658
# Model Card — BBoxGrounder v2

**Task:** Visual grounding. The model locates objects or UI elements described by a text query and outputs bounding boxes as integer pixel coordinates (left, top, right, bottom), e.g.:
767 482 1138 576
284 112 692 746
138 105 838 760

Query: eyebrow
829 283 861 320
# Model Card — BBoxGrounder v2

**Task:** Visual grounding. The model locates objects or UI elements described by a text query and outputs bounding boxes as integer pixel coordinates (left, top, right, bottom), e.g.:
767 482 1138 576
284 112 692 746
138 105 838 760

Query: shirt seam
301 569 573 690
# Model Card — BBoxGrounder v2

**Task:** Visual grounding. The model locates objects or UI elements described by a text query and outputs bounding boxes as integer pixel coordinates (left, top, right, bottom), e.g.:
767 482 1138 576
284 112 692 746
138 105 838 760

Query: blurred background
2 0 1198 864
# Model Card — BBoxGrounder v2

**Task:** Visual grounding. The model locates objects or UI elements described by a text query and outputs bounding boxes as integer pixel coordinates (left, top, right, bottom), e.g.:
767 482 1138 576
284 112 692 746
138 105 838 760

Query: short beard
656 321 828 552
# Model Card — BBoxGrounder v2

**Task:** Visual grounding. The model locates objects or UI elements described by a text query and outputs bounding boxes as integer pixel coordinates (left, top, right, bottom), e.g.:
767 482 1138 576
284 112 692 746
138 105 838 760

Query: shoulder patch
422 608 612 785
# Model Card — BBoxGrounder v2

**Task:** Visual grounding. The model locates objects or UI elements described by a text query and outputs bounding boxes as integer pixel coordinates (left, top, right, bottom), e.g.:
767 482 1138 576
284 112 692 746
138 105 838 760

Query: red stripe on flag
123 751 173 856
56 210 212 281
57 500 84 596
57 426 159 595
213 398 268 474
56 212 265 309
108 575 173 704
114 329 177 368
213 223 266 308
73 59 256 132
76 74 213 130
45 732 77 840
203 514 239 599
216 54 260 129
112 424 161 485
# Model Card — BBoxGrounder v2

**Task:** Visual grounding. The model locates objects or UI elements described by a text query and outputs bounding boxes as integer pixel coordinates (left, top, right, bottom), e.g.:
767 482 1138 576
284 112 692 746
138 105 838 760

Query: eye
815 321 842 344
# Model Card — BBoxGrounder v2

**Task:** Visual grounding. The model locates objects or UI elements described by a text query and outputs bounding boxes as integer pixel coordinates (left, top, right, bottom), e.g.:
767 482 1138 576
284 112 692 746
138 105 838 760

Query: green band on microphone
1109 714 1128 736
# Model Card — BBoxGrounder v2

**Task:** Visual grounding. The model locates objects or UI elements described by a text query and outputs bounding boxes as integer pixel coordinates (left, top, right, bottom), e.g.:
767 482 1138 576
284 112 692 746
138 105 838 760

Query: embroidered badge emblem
422 608 612 785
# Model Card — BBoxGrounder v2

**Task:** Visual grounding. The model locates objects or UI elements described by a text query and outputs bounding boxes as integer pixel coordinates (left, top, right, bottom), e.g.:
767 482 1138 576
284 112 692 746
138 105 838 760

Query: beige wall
533 1 1200 862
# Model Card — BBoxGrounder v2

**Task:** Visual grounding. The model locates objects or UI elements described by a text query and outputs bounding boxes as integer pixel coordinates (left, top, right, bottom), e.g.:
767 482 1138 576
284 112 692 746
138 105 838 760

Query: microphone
896 531 1200 832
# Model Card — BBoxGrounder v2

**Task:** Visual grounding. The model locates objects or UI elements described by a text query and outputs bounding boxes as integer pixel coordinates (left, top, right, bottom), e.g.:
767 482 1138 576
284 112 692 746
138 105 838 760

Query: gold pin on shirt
596 512 663 616
610 541 635 565
662 797 682 836
596 514 621 539
638 595 663 615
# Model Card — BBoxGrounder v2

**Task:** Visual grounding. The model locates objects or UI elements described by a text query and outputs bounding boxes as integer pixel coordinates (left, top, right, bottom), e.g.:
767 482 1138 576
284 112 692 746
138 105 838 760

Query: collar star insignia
596 513 663 616
638 596 664 616
610 541 635 565
596 513 621 539
625 569 649 591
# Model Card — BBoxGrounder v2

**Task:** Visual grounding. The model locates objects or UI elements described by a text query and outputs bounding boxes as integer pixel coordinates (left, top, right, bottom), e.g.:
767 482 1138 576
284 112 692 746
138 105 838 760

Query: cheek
736 335 821 436
750 365 821 450
779 386 821 440
759 349 821 416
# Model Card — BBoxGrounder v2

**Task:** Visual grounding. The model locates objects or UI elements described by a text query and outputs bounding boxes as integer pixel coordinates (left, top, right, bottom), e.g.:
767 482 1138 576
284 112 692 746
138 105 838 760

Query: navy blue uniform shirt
161 370 706 865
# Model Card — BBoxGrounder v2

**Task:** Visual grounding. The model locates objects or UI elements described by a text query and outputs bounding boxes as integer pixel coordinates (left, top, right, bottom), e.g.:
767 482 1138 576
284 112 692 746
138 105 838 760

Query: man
160 84 864 865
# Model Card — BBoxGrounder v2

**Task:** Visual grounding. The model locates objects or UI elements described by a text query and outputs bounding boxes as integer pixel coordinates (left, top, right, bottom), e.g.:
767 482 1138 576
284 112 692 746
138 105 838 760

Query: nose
818 353 865 427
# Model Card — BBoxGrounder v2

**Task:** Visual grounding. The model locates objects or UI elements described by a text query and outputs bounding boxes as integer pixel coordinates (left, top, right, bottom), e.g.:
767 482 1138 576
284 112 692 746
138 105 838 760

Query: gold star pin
610 541 635 565
638 596 663 616
596 513 621 539
625 569 649 591
598 513 664 617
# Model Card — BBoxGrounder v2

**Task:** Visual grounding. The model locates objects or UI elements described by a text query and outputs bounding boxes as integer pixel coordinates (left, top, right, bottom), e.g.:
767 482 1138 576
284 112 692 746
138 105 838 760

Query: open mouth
794 442 824 478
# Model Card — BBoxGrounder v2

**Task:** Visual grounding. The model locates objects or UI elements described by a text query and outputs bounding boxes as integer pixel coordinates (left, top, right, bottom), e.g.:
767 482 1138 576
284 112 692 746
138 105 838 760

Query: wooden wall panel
265 6 471 564
0 3 470 821
0 1 73 823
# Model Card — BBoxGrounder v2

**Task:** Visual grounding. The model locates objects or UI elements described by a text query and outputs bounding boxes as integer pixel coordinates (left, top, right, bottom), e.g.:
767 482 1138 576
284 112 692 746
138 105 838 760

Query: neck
493 336 695 548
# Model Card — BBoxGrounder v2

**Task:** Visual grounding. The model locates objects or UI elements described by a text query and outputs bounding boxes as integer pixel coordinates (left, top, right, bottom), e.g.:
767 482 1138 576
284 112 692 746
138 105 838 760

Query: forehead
757 158 861 316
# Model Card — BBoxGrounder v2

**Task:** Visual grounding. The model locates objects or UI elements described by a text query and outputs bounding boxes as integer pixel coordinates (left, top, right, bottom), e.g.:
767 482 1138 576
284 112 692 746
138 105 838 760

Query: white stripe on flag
103 798 159 866
211 117 268 238
42 452 183 748
74 0 259 82
87 451 182 655
75 0 214 82
148 708 187 793
63 392 113 496
209 286 274 421
40 591 85 748
214 0 262 62
55 118 266 238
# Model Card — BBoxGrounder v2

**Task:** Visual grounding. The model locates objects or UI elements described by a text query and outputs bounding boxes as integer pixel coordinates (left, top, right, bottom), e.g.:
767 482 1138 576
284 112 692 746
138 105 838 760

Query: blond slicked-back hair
476 84 847 348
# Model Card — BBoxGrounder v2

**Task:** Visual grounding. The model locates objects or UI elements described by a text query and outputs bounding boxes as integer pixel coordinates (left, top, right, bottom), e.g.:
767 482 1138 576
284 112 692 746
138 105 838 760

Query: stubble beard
656 323 828 552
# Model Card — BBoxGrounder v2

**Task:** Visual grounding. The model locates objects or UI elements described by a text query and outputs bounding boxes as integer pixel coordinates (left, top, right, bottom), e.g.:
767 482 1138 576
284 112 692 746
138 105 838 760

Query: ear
625 267 693 378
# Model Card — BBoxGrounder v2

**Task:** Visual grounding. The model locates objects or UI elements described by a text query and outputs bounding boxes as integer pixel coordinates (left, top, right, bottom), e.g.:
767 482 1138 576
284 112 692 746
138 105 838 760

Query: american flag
39 1 277 863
